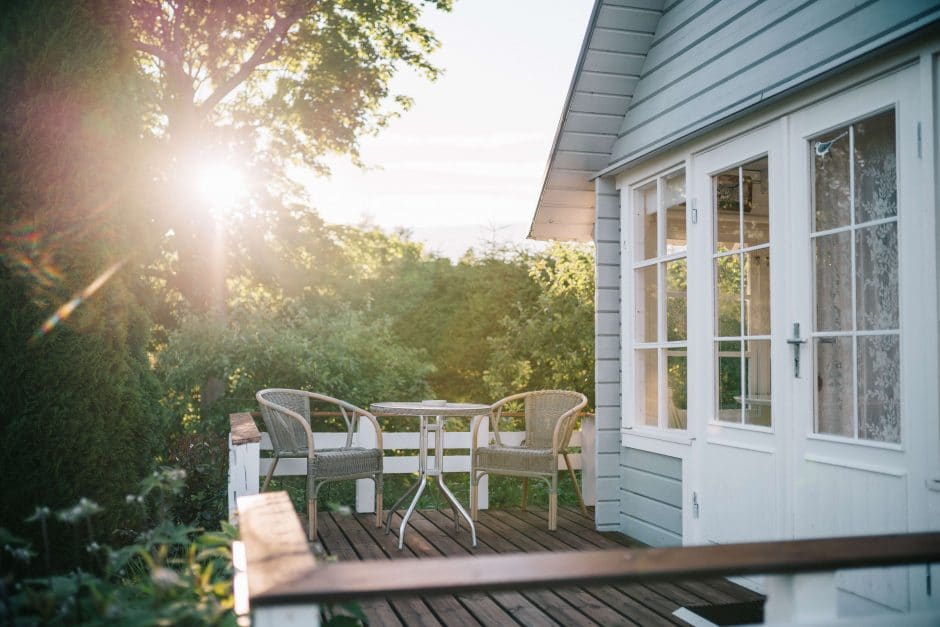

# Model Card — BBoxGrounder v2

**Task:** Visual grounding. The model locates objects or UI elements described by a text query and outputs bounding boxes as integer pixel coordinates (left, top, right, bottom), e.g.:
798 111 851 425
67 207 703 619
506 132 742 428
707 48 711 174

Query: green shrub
0 0 167 570
2 469 236 626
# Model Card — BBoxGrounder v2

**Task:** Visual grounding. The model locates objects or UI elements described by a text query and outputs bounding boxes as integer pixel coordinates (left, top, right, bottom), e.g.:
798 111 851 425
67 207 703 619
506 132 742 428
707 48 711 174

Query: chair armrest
551 402 588 453
357 411 384 452
470 413 490 451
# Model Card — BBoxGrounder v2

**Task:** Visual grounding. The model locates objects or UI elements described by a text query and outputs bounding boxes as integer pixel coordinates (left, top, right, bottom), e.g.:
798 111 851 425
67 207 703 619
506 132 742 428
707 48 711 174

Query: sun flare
196 162 248 215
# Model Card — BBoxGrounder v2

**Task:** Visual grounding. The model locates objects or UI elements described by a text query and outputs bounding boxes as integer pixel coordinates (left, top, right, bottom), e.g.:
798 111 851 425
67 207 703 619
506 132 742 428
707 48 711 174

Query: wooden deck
313 506 764 626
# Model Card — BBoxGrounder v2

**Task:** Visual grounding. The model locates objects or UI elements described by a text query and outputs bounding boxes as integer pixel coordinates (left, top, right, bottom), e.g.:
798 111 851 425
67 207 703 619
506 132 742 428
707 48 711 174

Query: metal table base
383 414 477 550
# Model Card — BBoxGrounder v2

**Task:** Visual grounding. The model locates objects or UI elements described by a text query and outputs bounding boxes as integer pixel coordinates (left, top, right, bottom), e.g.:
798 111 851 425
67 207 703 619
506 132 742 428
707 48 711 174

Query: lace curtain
812 109 900 443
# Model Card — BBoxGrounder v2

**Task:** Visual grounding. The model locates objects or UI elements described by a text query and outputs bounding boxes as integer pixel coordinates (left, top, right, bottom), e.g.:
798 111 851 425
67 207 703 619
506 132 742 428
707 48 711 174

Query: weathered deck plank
311 506 761 626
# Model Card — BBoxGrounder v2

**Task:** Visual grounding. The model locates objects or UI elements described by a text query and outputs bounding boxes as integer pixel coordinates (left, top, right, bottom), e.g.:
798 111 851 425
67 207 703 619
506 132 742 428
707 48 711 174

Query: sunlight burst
196 162 248 215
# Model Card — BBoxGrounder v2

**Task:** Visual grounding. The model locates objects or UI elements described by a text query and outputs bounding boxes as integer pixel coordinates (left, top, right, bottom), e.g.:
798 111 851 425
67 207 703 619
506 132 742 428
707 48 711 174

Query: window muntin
633 169 687 430
811 109 899 443
713 157 772 427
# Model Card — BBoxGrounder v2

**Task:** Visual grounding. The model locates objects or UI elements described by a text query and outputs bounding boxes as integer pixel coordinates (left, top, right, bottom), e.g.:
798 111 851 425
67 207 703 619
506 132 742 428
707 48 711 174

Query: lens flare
33 259 124 339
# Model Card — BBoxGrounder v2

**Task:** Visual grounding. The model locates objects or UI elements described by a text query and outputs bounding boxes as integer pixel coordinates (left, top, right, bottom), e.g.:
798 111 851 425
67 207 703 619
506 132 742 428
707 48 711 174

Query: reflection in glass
813 124 851 231
636 265 658 343
715 254 742 337
717 341 742 423
854 110 896 224
636 182 657 261
637 349 658 427
667 349 687 429
666 258 687 342
743 339 772 426
742 157 770 247
815 336 853 438
714 168 740 251
855 222 899 331
814 231 851 332
664 170 687 254
744 249 770 336
857 334 900 443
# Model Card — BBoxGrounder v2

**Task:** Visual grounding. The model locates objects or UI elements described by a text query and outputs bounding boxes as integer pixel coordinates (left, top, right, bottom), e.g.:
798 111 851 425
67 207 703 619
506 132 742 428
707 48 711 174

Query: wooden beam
244 531 940 605
237 492 318 600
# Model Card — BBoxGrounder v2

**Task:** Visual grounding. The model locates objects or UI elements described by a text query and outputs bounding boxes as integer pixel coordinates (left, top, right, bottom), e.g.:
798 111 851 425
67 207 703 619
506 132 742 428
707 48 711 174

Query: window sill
805 432 904 452
622 426 695 446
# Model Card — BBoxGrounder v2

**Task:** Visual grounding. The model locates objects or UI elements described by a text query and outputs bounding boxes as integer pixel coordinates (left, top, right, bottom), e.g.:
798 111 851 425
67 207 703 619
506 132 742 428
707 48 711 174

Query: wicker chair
470 390 588 530
256 389 383 541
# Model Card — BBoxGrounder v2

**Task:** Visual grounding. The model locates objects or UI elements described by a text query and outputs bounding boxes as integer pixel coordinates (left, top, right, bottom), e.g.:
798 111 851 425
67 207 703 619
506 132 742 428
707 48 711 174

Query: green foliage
3 469 236 626
128 0 454 314
483 243 596 407
158 306 434 425
0 0 167 570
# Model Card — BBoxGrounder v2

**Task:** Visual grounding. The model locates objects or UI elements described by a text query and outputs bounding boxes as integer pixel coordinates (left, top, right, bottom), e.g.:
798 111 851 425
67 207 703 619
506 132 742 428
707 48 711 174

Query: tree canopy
129 0 453 313
0 0 597 574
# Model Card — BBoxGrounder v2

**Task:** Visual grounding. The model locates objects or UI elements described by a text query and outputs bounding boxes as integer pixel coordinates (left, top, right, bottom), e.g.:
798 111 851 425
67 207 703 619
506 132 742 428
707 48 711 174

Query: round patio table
370 401 489 549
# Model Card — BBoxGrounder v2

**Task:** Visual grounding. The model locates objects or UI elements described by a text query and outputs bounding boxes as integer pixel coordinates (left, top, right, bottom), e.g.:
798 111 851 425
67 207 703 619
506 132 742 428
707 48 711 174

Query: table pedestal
384 414 477 549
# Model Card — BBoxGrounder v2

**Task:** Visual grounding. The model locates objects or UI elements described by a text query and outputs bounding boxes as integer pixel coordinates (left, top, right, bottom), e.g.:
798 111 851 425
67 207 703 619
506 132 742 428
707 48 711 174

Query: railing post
763 572 837 624
478 415 489 510
229 413 261 520
356 416 377 513
580 415 596 506
253 606 321 627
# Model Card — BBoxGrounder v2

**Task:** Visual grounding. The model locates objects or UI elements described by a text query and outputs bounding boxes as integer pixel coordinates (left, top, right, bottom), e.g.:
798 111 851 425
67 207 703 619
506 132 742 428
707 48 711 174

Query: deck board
316 506 762 626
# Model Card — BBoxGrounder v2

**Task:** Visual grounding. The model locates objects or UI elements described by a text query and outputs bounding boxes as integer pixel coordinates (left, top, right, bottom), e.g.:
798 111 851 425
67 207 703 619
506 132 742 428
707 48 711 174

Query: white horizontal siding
596 286 620 311
620 448 683 546
609 0 940 168
570 92 632 115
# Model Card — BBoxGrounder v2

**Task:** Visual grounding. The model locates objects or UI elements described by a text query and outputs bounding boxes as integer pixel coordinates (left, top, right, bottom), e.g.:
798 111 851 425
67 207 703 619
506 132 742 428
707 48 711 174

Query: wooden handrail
230 412 262 445
237 491 940 607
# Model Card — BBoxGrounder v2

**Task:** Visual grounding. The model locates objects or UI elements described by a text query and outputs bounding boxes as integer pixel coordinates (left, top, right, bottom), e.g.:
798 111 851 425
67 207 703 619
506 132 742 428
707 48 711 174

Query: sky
296 0 595 258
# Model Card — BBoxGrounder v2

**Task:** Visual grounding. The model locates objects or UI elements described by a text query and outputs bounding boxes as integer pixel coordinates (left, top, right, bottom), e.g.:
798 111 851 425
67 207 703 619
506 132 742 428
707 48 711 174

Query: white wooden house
530 0 940 617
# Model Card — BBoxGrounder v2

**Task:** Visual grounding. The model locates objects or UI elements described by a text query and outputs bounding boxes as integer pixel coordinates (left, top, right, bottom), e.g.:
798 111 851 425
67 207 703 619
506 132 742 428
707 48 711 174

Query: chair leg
375 477 383 528
308 498 318 541
262 457 279 492
563 452 588 517
521 477 529 511
548 474 558 531
470 471 478 521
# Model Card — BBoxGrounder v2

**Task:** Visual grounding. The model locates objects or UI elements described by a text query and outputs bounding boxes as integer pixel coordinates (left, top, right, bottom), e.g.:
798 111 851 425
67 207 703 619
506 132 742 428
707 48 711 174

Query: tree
127 0 452 313
0 0 167 568
484 244 596 407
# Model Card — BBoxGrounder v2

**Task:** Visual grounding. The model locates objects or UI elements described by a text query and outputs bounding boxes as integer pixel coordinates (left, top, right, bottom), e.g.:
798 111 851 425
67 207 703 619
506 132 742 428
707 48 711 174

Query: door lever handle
787 322 807 378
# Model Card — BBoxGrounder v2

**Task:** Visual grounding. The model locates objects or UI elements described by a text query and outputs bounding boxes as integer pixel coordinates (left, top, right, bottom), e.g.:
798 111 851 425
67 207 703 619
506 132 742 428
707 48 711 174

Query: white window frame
628 165 688 431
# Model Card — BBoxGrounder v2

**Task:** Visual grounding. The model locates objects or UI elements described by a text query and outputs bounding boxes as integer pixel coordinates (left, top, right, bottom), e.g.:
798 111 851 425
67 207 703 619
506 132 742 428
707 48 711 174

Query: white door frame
687 122 791 546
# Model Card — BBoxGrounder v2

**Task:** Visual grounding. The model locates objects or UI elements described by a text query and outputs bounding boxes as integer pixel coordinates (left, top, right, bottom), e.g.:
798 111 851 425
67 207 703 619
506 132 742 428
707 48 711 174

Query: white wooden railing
227 412 596 519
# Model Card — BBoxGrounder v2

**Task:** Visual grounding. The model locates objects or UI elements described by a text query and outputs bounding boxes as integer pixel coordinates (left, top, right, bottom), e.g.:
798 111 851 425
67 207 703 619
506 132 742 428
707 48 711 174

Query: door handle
786 322 807 378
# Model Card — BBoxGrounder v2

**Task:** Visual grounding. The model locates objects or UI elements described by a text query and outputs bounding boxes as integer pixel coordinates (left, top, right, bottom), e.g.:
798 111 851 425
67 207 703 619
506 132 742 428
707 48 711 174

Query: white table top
370 401 490 417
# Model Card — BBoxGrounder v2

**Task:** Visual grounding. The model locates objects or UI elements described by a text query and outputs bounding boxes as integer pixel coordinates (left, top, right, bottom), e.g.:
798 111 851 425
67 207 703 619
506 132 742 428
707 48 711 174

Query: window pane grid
712 157 771 427
633 169 687 430
811 110 899 443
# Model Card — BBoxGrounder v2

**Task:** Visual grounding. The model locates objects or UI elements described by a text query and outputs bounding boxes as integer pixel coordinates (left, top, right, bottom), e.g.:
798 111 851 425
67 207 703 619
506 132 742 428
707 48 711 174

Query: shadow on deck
314 505 763 626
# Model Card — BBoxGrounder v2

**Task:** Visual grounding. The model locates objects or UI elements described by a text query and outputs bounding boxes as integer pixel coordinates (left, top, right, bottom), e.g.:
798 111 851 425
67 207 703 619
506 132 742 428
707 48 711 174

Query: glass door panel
713 157 772 426
809 109 900 443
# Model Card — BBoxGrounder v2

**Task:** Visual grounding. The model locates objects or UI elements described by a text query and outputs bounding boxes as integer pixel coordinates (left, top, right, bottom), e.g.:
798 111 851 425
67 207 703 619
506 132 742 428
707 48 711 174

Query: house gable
529 0 666 242
530 0 940 243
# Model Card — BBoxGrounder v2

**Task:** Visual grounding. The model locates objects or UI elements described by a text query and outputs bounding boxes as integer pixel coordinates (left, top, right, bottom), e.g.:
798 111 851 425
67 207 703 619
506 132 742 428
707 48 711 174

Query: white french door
682 65 933 610
786 65 932 611
688 124 790 546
